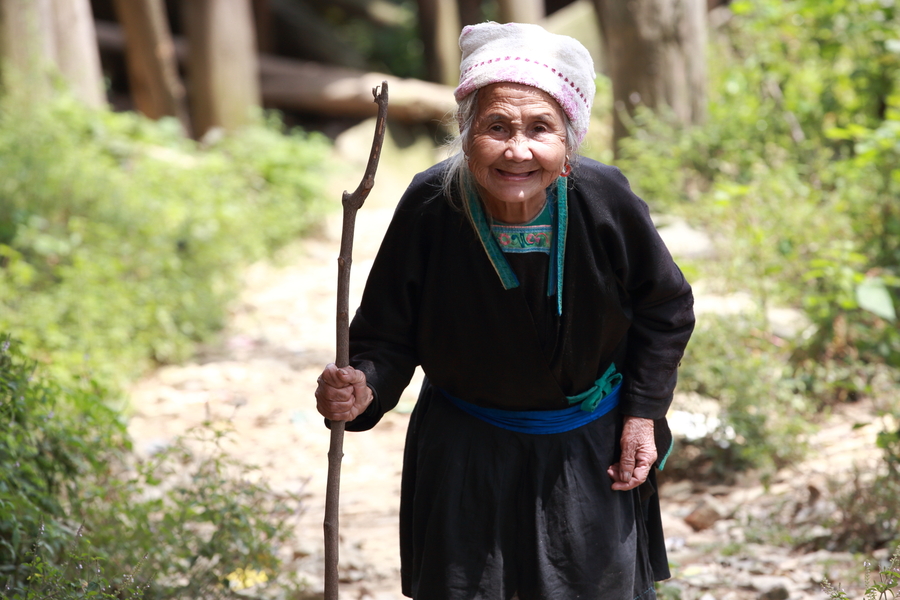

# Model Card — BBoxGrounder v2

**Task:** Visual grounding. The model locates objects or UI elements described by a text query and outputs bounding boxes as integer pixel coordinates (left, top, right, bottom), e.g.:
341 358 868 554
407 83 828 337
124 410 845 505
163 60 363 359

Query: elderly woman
316 22 694 600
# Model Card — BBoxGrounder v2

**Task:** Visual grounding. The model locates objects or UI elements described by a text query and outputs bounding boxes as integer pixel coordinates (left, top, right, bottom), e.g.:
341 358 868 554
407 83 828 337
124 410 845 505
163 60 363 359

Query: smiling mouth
496 168 537 178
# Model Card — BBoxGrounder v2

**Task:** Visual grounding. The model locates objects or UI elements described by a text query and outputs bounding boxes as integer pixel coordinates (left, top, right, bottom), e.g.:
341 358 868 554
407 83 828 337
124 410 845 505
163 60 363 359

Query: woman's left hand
607 416 656 491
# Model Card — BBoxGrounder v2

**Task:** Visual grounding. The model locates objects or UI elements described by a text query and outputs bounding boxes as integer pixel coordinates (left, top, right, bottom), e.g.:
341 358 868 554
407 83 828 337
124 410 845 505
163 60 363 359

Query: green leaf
856 278 897 321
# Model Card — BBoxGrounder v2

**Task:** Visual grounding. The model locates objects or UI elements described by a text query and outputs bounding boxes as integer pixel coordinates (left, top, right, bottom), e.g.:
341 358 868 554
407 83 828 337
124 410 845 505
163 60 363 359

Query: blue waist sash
439 364 623 435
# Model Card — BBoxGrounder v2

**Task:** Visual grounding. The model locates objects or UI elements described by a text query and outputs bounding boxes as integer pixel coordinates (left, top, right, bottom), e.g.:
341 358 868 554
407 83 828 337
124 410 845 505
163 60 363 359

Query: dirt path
128 124 883 600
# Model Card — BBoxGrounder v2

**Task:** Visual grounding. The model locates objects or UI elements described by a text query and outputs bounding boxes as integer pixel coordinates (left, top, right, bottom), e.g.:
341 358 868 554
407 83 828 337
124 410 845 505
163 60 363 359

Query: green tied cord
567 363 623 413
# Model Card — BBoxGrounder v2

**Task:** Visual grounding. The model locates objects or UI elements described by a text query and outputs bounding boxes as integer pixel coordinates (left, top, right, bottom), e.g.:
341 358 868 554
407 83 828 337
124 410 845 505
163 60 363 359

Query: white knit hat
455 22 596 144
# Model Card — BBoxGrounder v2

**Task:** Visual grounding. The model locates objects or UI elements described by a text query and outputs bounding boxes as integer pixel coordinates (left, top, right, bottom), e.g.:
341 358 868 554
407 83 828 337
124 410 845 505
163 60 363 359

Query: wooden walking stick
324 81 389 600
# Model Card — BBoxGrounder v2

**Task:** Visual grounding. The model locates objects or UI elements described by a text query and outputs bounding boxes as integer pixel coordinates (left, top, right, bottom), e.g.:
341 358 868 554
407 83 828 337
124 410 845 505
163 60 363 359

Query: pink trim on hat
458 55 591 110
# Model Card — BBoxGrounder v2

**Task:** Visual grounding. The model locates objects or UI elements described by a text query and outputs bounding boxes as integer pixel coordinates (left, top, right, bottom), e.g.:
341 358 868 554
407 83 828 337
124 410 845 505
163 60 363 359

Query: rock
752 576 793 600
685 494 729 531
766 307 811 340
655 217 716 260
665 536 687 552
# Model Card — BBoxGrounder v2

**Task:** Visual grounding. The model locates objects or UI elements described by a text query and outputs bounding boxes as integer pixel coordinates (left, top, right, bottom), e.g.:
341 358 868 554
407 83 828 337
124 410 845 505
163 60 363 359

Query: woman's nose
504 135 533 161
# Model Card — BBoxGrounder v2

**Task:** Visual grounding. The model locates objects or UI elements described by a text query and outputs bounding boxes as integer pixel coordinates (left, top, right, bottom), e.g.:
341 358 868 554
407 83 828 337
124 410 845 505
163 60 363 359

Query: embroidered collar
465 176 568 315
491 202 553 253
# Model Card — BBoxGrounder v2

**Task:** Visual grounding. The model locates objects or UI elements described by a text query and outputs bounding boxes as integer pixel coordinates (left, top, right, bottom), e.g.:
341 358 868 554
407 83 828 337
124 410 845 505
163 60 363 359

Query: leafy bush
823 548 900 600
666 315 811 479
79 424 307 600
5 530 148 600
583 0 900 477
826 465 900 553
0 96 330 388
0 336 306 599
0 335 128 584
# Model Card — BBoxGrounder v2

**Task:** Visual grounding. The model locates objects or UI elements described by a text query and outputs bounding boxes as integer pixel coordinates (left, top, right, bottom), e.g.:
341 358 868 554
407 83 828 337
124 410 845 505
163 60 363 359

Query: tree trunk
0 0 56 101
113 0 190 132
51 0 106 108
417 0 460 87
183 0 261 137
457 0 483 27
252 0 275 53
497 0 544 23
593 0 706 155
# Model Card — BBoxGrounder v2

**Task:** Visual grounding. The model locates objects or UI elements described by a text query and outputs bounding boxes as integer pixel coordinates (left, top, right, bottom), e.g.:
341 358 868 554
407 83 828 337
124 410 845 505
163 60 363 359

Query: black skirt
399 381 668 600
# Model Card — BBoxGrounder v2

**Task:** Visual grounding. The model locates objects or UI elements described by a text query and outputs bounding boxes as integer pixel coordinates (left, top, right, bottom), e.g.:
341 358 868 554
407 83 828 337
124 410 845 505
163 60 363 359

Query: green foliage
79 424 306 600
0 335 306 599
5 532 147 600
583 0 900 478
674 316 811 476
826 465 900 553
317 0 425 79
823 548 900 600
0 336 128 584
0 96 330 389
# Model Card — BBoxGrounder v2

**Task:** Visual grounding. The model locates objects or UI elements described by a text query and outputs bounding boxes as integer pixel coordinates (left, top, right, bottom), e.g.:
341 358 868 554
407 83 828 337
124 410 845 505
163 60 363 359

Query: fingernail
623 472 631 480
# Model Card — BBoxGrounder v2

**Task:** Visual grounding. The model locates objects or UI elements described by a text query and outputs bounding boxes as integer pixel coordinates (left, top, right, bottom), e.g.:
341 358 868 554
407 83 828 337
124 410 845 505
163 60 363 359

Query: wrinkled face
466 83 568 223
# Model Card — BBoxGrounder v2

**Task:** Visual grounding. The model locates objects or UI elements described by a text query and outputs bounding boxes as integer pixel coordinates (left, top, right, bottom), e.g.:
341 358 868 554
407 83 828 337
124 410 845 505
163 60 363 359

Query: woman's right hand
315 363 374 422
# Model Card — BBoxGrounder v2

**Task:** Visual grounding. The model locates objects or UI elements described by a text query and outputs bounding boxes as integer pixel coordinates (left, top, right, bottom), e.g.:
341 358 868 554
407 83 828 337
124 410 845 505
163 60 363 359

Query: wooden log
51 0 106 108
94 20 457 125
259 55 455 123
112 0 190 132
183 0 261 136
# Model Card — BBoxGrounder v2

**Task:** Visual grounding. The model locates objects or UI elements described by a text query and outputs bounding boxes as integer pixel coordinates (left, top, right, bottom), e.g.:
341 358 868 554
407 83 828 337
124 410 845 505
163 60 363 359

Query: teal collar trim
550 176 567 316
465 176 569 316
466 181 520 290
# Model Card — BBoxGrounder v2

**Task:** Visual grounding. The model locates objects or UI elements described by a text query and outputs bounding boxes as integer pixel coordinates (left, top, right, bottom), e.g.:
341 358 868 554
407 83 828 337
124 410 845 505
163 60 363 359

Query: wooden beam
260 54 455 123
95 20 456 125
417 0 461 87
112 0 190 132
183 0 261 136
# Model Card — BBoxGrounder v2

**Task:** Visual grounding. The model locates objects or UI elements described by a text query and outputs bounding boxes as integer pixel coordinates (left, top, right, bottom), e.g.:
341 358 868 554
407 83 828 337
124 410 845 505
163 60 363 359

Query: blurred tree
183 0 261 136
0 0 56 100
497 0 544 23
0 0 104 106
457 0 482 26
252 0 275 53
113 0 191 132
593 0 707 155
417 0 460 86
51 0 106 108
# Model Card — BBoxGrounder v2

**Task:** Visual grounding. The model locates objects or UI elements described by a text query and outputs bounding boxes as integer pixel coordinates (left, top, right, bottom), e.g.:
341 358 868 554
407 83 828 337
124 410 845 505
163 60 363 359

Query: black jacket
346 158 694 439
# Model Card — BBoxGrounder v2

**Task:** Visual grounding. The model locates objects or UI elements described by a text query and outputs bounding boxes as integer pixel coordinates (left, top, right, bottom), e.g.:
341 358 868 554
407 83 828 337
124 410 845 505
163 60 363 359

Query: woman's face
467 83 568 223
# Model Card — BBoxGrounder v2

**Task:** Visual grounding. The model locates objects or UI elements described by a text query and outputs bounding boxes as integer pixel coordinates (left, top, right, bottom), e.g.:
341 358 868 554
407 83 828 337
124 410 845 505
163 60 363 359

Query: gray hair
440 89 581 224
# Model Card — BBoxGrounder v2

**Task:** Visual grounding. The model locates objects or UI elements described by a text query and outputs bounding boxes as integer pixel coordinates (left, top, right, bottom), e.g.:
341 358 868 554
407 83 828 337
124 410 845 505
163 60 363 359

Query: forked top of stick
342 82 390 212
